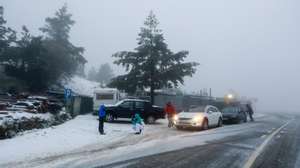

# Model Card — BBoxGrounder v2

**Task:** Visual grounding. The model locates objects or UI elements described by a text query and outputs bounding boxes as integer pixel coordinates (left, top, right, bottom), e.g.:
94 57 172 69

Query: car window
120 101 133 109
96 94 114 100
213 107 219 112
208 107 218 113
188 106 206 112
222 107 238 113
207 107 214 113
135 101 145 109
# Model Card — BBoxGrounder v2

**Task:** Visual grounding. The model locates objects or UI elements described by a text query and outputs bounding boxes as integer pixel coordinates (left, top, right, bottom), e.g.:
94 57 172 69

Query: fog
2 0 300 112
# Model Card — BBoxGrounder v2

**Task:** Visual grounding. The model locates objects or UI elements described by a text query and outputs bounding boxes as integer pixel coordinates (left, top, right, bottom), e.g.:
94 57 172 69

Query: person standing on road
98 105 106 135
246 104 254 122
165 102 176 128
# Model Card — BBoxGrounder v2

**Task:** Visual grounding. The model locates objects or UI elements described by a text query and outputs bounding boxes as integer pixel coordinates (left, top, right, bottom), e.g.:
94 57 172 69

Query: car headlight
192 116 203 123
173 115 178 121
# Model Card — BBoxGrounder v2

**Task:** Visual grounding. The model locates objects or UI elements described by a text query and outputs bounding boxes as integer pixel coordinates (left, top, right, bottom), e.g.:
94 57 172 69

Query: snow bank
64 76 99 97
0 111 52 121
0 110 71 139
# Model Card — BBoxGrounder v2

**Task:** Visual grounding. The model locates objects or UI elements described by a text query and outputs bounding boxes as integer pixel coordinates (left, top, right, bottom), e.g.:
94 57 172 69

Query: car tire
217 118 223 127
176 126 183 130
202 119 209 130
236 118 242 124
146 115 156 124
105 113 114 122
243 113 248 123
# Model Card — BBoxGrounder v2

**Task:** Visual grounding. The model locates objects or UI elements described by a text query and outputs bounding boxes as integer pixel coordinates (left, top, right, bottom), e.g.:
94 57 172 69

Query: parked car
27 96 48 102
221 106 247 124
12 101 35 109
173 105 223 130
9 101 37 113
104 99 165 124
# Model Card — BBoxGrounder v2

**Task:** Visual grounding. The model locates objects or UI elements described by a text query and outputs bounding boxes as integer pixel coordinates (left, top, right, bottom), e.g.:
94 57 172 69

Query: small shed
66 95 93 117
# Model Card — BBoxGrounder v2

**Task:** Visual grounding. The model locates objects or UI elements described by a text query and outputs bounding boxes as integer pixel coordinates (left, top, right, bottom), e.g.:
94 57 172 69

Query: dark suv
104 99 165 124
221 105 248 124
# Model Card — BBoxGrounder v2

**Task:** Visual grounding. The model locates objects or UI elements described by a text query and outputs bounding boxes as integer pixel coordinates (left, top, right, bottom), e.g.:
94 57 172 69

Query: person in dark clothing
246 104 254 121
98 105 106 135
164 102 176 128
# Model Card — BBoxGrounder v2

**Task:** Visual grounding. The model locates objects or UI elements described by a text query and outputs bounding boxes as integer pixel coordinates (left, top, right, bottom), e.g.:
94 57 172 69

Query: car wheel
146 116 156 124
105 113 114 122
218 118 223 127
176 126 183 130
236 118 242 124
202 119 208 130
243 113 248 123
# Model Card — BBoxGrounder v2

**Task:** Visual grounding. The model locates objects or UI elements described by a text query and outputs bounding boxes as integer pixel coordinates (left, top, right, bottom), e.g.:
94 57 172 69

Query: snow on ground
0 112 267 167
64 76 99 96
0 114 183 164
17 113 268 168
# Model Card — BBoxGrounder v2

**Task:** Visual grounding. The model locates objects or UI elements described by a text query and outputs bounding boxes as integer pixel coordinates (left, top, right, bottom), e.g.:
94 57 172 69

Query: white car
173 105 223 130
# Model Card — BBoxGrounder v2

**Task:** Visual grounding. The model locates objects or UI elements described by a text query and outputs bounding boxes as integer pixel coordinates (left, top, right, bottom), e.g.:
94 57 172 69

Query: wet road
102 113 299 168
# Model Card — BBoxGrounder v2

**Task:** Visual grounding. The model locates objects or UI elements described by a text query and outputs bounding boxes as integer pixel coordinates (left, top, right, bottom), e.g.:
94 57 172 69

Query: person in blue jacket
98 105 106 135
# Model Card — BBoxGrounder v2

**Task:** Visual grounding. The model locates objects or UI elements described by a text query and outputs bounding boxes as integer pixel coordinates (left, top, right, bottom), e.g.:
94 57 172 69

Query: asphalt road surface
102 113 299 168
3 113 300 168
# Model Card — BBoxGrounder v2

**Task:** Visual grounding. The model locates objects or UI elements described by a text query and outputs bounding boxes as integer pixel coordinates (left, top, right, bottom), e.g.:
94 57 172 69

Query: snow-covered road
0 113 267 168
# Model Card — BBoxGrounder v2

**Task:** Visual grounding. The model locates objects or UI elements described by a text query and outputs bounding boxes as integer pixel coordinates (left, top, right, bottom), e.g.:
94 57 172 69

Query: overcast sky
2 0 300 112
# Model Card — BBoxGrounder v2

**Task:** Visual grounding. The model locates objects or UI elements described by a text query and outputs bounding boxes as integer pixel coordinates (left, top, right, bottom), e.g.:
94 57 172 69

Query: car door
118 101 134 118
209 107 220 126
135 101 146 117
237 107 245 120
206 107 216 126
213 107 222 124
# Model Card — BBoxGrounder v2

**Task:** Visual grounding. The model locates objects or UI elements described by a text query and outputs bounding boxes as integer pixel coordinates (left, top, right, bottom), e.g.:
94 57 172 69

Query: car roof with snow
94 88 118 92
28 96 48 100
15 101 34 106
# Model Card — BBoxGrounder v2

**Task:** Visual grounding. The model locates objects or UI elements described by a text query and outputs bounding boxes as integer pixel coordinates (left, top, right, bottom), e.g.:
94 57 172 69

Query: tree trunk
150 55 155 105
150 84 154 105
150 34 155 105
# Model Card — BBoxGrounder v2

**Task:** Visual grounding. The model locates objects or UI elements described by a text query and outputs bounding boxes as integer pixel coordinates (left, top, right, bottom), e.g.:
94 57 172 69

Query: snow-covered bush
0 110 72 139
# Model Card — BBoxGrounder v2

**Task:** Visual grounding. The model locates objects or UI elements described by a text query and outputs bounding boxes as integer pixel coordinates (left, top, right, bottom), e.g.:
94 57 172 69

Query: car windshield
115 100 125 106
222 107 238 113
187 106 206 112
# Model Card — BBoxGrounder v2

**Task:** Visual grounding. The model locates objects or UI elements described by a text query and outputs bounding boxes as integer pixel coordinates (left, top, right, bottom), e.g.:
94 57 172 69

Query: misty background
2 0 300 112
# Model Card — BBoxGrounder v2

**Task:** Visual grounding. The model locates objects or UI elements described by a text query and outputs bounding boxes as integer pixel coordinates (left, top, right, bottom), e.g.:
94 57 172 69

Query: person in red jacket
164 102 176 128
